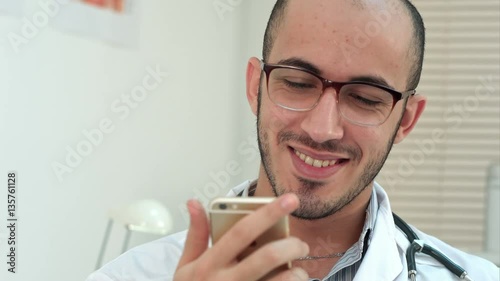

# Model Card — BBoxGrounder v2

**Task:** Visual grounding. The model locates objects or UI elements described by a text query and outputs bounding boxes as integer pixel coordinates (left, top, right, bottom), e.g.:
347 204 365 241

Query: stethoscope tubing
393 213 473 281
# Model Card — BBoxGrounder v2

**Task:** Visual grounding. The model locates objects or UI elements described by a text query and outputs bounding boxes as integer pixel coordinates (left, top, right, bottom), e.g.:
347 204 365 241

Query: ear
246 57 262 116
393 94 427 144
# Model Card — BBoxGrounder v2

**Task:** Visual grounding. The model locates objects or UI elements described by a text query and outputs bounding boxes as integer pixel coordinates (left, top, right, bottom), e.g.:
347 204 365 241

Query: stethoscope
393 212 473 281
236 189 473 280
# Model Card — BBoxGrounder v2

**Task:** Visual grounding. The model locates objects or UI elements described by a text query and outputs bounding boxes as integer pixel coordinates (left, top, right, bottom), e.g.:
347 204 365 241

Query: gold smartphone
209 197 291 270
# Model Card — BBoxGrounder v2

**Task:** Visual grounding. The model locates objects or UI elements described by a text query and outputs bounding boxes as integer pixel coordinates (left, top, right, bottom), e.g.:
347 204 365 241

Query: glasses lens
339 84 394 126
267 68 322 110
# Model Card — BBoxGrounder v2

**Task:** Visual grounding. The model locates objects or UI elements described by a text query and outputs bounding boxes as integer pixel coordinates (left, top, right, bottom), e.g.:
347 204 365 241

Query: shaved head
262 0 425 90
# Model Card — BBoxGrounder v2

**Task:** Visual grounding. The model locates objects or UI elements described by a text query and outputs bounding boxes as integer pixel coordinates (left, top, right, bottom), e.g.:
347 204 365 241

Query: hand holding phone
173 194 309 281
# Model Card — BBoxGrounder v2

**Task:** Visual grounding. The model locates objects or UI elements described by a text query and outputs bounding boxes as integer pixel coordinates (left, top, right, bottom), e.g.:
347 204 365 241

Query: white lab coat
86 181 499 281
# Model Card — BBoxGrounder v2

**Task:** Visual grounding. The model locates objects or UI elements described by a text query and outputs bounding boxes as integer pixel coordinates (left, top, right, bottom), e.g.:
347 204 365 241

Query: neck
253 166 372 259
288 204 368 257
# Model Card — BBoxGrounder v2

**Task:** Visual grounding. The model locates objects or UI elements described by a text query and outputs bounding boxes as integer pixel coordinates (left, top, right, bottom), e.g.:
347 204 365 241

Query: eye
283 79 316 89
341 84 395 108
349 93 382 106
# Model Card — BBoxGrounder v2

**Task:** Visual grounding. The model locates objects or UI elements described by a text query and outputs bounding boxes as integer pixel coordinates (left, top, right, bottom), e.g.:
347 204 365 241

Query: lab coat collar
353 183 405 281
227 179 253 197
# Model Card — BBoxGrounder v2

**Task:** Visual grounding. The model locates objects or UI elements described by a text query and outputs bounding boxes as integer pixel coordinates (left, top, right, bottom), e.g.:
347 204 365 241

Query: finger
267 267 309 281
229 237 309 281
177 200 209 268
208 193 300 267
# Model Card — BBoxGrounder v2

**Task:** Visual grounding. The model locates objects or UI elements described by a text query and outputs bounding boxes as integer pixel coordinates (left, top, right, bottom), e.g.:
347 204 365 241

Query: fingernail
187 199 200 215
292 268 308 280
302 242 310 256
280 194 297 211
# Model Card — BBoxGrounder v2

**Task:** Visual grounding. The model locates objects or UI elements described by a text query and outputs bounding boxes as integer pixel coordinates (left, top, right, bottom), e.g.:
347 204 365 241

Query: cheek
350 127 386 160
265 105 301 135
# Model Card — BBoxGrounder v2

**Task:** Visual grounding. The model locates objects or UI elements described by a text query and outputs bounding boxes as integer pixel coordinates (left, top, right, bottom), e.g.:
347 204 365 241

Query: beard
256 88 402 220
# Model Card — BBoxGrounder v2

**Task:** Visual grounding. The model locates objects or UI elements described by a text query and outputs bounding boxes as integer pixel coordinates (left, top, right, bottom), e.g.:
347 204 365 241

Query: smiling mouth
293 149 346 168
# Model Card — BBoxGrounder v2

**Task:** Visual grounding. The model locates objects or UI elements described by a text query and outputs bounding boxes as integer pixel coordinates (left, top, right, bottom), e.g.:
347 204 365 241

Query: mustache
278 131 361 161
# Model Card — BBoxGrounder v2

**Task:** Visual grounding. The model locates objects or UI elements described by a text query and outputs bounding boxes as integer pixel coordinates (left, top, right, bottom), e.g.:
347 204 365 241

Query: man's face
255 0 415 219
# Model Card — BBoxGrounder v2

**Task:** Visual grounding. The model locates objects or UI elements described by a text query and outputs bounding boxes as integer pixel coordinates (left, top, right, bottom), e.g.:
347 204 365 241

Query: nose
300 88 344 143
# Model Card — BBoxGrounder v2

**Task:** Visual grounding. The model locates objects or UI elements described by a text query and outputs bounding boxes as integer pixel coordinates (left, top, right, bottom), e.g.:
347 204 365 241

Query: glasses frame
259 60 417 126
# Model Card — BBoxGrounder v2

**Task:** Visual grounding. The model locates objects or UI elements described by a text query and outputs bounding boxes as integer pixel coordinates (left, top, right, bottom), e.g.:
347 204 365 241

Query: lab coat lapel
353 186 405 281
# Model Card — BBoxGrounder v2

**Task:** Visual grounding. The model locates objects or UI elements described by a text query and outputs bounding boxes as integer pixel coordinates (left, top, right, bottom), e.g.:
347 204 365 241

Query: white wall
234 0 275 180
0 0 275 280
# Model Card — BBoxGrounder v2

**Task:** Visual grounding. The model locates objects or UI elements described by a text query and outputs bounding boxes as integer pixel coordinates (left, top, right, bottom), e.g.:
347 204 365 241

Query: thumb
177 199 209 268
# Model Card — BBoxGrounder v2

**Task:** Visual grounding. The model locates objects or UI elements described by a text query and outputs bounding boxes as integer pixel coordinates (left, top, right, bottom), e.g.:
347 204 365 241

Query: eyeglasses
260 60 416 126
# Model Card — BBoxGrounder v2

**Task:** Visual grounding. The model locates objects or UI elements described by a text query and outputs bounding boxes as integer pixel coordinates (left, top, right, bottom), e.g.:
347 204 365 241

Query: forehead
269 0 414 90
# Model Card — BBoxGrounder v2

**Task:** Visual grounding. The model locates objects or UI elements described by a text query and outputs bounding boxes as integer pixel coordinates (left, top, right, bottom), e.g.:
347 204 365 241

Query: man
87 0 500 280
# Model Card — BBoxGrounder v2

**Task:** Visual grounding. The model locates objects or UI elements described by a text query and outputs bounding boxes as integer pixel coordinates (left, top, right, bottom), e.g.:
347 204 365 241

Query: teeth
294 149 338 168
305 156 314 165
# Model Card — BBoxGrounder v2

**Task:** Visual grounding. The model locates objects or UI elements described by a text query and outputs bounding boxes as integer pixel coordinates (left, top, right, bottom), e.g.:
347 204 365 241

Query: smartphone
209 197 291 270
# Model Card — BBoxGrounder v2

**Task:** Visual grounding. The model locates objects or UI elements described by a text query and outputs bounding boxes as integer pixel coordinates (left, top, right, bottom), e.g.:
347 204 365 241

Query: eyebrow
277 57 322 75
349 75 395 90
275 57 396 90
